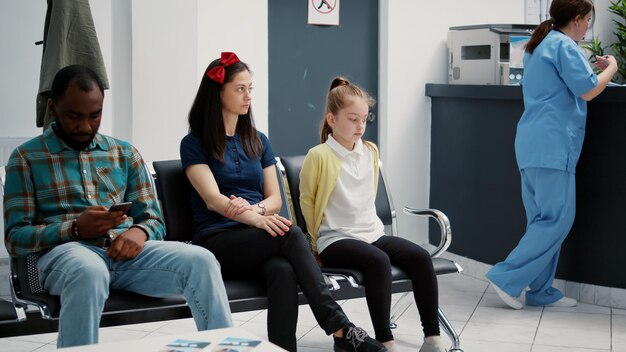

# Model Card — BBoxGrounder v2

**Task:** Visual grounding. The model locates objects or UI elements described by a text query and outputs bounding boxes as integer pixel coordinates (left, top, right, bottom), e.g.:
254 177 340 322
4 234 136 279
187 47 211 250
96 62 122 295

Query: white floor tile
296 347 330 352
3 332 57 345
460 321 538 345
460 338 532 352
296 326 335 350
544 302 611 315
470 306 542 327
97 327 149 344
613 307 626 316
340 297 369 313
153 317 198 335
531 344 609 351
612 314 626 350
437 273 489 293
389 314 423 337
106 320 171 333
391 332 423 350
539 311 610 332
436 303 476 322
231 309 263 322
238 320 269 341
534 325 610 350
438 289 484 307
0 338 46 352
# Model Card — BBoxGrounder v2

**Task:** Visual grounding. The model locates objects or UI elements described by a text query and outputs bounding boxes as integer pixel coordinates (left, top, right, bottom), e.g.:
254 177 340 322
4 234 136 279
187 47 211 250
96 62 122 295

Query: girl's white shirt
317 134 385 253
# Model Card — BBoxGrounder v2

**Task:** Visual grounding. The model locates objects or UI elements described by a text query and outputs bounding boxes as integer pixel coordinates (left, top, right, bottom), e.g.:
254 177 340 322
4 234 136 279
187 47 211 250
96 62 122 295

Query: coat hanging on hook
36 0 109 129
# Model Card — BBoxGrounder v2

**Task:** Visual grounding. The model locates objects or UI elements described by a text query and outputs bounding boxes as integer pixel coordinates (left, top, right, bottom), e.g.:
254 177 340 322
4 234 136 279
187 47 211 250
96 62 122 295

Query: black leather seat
0 298 24 324
152 160 270 313
279 155 464 352
10 254 189 321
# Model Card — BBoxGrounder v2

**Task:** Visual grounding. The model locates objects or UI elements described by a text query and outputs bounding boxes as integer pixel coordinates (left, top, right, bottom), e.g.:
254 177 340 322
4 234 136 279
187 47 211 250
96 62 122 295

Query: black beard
52 121 95 151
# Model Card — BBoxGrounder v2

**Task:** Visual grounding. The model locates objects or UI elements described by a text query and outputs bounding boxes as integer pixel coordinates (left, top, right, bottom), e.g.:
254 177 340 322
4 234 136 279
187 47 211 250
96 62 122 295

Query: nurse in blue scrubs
486 0 617 310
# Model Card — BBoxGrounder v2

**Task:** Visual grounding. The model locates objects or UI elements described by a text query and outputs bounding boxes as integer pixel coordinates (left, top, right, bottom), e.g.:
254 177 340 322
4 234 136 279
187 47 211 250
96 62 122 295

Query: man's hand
76 206 127 239
106 227 147 261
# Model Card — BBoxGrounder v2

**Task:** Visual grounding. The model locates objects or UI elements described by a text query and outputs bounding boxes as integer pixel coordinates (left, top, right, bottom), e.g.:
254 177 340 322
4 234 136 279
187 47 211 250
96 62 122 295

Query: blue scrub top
180 132 277 240
515 30 598 173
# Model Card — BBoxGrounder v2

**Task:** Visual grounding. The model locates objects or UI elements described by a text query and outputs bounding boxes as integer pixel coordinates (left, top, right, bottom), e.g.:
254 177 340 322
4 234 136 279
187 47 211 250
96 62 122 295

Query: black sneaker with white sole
333 324 386 352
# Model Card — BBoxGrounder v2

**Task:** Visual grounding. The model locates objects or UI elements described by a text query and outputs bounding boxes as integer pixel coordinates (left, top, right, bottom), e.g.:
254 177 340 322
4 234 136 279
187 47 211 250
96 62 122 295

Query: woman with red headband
180 52 386 352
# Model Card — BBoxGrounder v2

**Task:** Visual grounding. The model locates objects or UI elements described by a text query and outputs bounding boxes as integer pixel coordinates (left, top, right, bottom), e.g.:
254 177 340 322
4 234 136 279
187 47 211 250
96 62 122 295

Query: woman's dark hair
188 58 262 162
51 65 105 102
526 0 594 53
320 76 375 143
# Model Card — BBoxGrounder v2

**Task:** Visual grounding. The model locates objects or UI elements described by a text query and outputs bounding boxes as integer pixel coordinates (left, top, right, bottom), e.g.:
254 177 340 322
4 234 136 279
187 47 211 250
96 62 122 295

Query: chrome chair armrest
323 273 359 288
323 276 341 291
403 207 451 258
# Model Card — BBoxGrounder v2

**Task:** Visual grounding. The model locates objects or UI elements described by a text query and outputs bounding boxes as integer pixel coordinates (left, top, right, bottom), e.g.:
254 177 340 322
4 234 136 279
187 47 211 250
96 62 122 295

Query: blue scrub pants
38 241 233 348
486 167 575 306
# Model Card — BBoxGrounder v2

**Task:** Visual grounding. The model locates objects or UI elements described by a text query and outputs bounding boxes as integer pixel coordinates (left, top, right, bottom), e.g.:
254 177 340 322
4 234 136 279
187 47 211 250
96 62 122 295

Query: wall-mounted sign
308 0 340 26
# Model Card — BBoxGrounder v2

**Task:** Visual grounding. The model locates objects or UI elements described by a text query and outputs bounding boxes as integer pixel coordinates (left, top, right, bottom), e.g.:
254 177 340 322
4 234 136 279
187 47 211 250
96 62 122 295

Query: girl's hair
525 0 594 53
188 57 262 162
320 76 375 143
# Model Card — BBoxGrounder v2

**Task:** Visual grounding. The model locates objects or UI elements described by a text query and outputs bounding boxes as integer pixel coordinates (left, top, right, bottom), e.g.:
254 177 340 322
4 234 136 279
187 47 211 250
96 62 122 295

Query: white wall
379 1 526 243
196 1 269 135
594 0 622 56
128 0 268 163
130 0 198 162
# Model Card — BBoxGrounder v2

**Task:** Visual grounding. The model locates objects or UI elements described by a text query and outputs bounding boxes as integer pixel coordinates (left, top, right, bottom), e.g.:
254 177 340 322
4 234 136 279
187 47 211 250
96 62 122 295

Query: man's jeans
37 241 232 348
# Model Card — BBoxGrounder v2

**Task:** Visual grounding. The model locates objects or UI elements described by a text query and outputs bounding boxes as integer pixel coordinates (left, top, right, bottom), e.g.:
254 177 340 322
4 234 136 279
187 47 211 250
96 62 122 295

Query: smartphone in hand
108 202 132 214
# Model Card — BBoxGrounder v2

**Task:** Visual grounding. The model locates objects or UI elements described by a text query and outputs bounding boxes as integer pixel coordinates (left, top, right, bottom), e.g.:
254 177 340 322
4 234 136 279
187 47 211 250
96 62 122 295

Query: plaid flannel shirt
3 125 165 257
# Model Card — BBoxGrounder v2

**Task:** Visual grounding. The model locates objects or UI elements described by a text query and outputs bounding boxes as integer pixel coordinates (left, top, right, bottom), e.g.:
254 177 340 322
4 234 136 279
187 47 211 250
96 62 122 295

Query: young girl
299 77 445 352
180 53 385 352
486 0 617 309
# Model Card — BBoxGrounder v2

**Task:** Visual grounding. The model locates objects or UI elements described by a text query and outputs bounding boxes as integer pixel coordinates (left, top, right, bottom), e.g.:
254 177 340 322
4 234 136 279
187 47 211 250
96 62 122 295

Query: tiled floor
1 273 625 351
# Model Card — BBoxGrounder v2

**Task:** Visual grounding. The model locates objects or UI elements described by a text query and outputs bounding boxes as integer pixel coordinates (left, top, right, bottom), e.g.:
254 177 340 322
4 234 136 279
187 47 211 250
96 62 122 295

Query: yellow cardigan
299 141 380 253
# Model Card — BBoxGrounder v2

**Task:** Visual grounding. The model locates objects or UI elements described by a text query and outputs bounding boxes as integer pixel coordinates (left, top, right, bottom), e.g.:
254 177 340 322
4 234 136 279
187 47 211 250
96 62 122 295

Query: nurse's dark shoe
333 323 385 352
488 279 523 310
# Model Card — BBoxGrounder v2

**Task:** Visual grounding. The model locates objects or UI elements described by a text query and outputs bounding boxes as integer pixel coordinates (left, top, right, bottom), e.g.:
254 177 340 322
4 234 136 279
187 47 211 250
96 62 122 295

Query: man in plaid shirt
3 65 232 347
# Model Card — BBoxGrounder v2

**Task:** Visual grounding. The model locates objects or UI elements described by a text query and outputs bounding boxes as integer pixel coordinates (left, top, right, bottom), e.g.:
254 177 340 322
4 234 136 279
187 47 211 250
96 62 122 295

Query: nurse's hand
595 55 617 72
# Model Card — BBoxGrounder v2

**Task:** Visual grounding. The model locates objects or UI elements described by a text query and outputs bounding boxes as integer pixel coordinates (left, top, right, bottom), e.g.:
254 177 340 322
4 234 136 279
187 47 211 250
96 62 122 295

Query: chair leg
389 292 412 328
438 307 463 352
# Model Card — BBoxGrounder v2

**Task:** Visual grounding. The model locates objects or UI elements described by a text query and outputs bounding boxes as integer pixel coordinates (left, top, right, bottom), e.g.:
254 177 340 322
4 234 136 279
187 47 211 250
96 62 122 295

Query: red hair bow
206 52 240 84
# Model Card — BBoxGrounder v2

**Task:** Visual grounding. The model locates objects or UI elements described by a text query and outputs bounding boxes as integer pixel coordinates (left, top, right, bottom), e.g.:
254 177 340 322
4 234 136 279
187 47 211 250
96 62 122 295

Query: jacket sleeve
299 150 320 252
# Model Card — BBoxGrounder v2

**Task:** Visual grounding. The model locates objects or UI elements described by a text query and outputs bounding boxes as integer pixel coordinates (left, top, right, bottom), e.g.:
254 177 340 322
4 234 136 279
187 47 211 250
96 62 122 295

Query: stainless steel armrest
403 207 451 258
324 276 341 291
323 273 359 288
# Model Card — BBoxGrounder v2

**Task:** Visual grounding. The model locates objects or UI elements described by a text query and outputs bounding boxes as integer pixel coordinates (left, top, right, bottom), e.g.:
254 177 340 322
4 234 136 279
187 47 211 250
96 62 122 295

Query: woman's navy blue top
180 132 277 241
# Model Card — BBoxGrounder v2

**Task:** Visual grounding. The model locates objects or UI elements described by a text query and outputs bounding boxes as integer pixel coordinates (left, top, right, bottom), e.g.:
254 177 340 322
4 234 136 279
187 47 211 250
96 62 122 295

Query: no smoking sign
308 0 340 26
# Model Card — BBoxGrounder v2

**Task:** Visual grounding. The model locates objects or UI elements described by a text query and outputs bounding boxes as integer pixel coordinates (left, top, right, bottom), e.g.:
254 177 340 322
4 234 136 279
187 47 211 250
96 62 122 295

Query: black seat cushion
0 299 18 323
322 258 459 286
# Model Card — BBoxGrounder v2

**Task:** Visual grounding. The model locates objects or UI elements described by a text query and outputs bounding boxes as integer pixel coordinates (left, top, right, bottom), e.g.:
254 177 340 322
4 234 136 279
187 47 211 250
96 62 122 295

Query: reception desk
426 83 626 289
